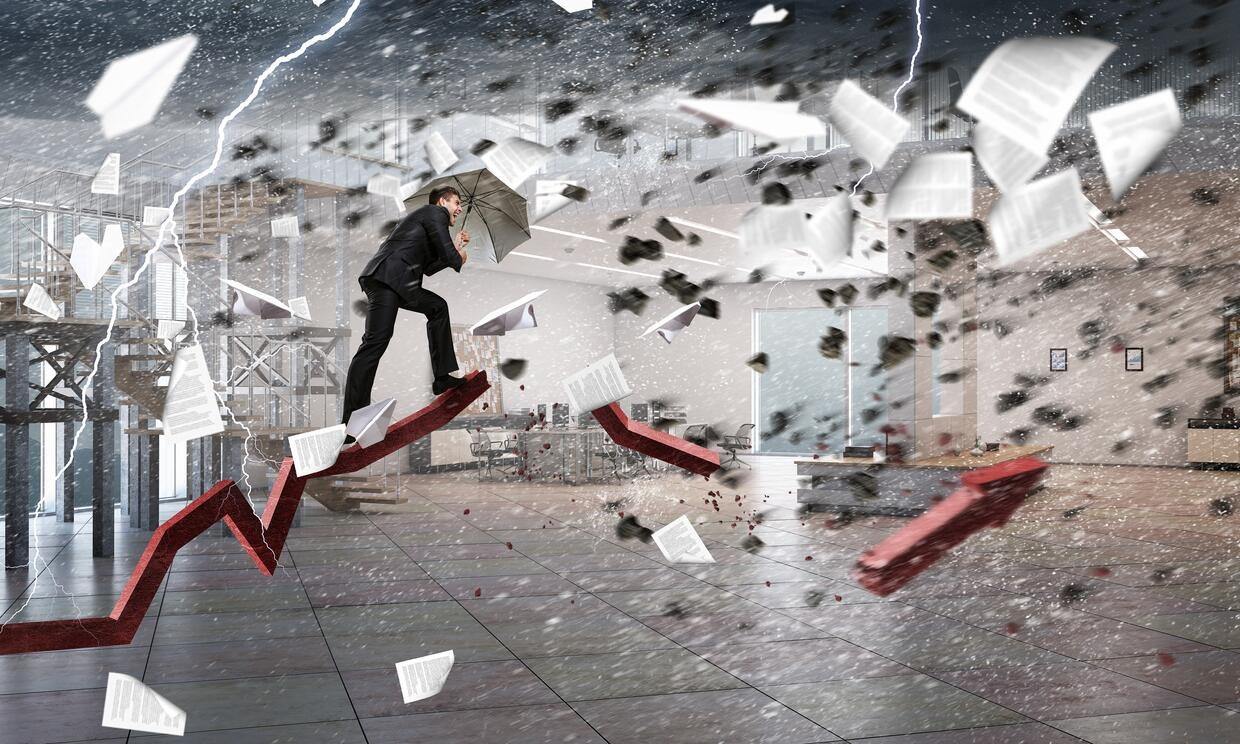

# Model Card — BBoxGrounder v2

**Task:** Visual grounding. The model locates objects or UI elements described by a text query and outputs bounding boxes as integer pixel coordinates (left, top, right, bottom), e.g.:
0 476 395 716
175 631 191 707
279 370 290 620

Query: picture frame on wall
1049 348 1068 372
1125 347 1144 371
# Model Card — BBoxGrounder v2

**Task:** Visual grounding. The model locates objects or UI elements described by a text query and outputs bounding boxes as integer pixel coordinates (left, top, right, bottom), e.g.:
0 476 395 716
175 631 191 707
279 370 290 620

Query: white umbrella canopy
408 168 530 264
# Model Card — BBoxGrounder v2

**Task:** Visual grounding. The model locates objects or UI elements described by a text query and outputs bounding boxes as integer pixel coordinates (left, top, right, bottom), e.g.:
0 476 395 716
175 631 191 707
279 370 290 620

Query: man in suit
342 186 471 428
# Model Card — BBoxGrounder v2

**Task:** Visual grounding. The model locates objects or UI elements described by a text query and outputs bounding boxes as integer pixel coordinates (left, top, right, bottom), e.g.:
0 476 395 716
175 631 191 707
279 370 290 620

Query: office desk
796 444 1054 516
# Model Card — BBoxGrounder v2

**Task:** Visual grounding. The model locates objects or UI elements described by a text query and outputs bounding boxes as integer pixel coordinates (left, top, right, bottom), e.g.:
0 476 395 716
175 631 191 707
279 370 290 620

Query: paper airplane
396 650 455 704
640 303 701 343
346 398 397 448
532 180 586 222
91 153 121 195
988 169 1090 265
957 37 1115 157
677 99 825 144
289 424 347 476
652 515 715 563
886 152 974 221
102 672 186 736
226 279 295 319
143 206 172 226
22 283 61 320
288 296 312 321
552 0 593 10
563 353 633 412
271 215 299 238
425 131 459 173
86 34 198 139
70 226 124 290
828 80 909 170
480 138 554 191
470 290 546 335
313 0 326 5
1088 89 1181 201
750 4 790 25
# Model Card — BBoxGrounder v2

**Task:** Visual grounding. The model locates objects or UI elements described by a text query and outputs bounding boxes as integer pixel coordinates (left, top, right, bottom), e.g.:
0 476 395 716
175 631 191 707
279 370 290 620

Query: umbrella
407 168 530 264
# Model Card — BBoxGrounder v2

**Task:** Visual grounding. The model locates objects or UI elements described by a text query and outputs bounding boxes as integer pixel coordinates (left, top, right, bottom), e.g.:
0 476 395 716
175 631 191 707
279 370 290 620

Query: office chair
720 423 755 468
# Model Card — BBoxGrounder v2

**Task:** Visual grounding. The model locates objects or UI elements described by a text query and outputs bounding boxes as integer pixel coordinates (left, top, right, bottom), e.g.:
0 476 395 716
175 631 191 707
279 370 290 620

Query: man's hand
455 229 471 249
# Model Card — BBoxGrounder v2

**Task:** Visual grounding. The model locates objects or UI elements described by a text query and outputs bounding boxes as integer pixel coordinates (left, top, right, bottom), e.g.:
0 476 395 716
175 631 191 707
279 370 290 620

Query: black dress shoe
432 375 467 395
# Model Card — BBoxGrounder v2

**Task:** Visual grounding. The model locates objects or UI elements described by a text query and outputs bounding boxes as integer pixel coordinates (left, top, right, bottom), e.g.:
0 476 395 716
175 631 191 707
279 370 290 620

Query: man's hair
429 186 460 205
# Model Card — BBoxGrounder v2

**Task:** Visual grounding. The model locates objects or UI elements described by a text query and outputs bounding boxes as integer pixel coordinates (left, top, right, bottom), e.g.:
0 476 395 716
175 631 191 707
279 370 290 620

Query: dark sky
0 1 1233 141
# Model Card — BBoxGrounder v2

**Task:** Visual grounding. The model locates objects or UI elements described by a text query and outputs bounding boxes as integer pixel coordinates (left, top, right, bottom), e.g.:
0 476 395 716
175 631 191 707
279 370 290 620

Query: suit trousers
341 278 459 424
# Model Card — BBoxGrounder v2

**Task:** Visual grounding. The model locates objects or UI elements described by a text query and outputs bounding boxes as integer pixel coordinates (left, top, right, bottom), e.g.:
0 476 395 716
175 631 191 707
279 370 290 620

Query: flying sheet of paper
739 204 812 256
102 672 186 737
470 290 546 335
532 180 583 222
1088 88 1181 201
396 650 455 704
70 227 124 290
162 343 224 444
313 0 326 5
481 138 554 191
652 515 715 563
86 34 198 139
974 121 1047 193
676 99 825 144
640 303 701 344
988 168 1090 265
827 80 909 170
157 319 186 341
271 215 299 238
397 179 424 203
425 131 459 173
750 4 789 24
288 296 312 321
806 193 854 272
346 398 397 448
91 153 121 195
367 173 401 199
22 282 61 320
886 152 974 221
563 354 633 412
143 206 172 226
957 37 1115 157
227 279 294 319
289 424 347 476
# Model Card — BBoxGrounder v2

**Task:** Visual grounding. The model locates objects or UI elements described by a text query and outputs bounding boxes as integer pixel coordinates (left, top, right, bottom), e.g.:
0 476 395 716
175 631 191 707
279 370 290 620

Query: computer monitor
551 403 569 427
536 403 547 423
629 402 649 422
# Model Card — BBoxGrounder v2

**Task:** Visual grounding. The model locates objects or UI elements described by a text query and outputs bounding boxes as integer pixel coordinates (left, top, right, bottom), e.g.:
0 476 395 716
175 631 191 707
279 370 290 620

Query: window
754 306 889 454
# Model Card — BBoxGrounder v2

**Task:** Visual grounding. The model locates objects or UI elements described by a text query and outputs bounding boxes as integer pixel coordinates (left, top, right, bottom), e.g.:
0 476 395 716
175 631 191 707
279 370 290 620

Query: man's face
440 194 463 226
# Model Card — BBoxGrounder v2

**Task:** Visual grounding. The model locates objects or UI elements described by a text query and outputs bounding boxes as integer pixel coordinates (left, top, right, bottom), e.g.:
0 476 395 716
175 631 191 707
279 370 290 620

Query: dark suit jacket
359 204 462 299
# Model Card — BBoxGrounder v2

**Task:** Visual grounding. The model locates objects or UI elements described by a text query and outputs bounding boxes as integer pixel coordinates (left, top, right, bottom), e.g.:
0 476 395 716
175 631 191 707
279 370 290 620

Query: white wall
977 266 1239 466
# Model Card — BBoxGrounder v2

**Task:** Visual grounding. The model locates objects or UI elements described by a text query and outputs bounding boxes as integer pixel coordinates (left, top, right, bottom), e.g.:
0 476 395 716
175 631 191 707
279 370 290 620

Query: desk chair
720 423 755 468
470 430 518 481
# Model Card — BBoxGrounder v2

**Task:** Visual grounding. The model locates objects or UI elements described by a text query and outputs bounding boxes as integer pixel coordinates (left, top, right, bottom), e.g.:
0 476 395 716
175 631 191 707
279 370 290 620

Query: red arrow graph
0 372 720 655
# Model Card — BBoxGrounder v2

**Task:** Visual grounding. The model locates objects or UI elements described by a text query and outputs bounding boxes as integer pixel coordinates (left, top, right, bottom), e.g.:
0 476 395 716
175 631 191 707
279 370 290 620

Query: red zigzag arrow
0 371 720 655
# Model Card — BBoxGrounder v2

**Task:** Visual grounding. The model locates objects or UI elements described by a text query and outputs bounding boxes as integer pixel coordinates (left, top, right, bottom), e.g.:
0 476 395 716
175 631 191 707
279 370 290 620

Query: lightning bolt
3 0 364 629
852 0 925 195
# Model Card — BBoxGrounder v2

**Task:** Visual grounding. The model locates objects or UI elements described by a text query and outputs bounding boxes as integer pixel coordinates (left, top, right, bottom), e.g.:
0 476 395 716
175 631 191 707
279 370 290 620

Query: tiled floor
1 459 1239 743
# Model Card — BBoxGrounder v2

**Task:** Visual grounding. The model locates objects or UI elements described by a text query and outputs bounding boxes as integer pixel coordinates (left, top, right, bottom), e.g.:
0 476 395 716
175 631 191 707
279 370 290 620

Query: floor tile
525 648 745 700
572 688 837 743
1048 705 1240 744
762 674 1025 739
